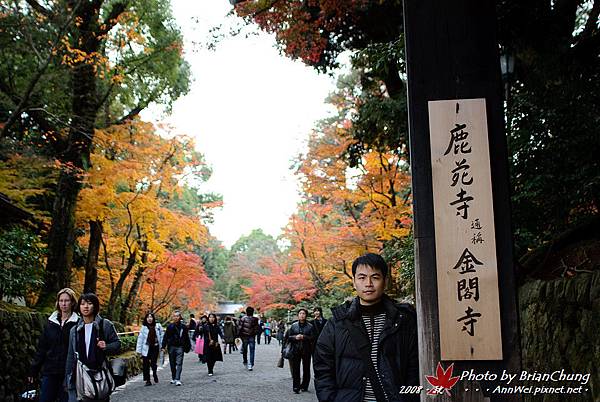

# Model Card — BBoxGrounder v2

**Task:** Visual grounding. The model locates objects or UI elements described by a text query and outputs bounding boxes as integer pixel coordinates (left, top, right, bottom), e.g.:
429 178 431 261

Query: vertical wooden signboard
428 98 502 360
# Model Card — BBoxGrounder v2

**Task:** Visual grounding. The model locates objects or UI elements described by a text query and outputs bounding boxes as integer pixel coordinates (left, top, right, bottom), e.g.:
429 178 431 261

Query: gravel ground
111 340 318 402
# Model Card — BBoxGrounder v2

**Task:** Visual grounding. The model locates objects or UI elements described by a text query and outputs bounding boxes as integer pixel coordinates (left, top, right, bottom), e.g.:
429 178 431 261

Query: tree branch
0 1 81 137
25 0 52 17
99 1 129 36
580 0 600 40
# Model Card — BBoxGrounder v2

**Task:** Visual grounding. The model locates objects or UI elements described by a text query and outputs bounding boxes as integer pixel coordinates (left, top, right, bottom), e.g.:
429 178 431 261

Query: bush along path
111 340 317 402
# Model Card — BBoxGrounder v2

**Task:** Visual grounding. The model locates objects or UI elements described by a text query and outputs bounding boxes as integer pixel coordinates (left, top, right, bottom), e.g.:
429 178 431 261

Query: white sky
143 1 337 247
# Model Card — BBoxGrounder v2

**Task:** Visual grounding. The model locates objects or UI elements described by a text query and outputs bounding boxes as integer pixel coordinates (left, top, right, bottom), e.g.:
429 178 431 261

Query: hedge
0 302 46 402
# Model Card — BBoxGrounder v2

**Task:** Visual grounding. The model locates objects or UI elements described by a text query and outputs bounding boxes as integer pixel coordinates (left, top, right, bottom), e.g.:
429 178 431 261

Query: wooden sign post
403 1 521 400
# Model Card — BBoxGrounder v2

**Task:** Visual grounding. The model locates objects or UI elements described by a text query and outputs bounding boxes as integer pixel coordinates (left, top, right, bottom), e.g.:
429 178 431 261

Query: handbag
282 342 295 359
99 318 127 387
75 354 115 400
195 336 204 354
109 357 127 387
277 355 285 368
208 329 219 348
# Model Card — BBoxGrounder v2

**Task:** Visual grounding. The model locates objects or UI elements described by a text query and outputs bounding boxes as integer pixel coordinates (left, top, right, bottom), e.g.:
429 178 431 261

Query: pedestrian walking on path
161 311 190 386
237 306 259 371
28 288 79 402
65 293 121 402
276 320 286 346
193 315 208 363
264 319 272 344
283 309 315 394
136 313 164 386
110 332 316 402
197 313 224 376
222 316 237 354
310 307 327 343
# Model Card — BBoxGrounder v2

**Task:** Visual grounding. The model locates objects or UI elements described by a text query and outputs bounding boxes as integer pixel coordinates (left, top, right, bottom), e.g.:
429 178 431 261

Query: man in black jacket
284 308 316 394
162 311 190 386
313 253 419 402
237 306 259 371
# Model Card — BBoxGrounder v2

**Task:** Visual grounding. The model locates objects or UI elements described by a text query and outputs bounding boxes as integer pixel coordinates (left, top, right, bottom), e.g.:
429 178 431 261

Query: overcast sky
143 1 338 247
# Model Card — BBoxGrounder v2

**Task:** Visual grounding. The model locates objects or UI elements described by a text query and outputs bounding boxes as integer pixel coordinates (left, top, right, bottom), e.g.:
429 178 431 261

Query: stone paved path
111 340 318 402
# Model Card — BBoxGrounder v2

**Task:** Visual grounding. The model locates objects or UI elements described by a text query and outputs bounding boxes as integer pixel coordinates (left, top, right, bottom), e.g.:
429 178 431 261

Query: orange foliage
282 116 412 296
242 255 316 311
75 120 216 312
139 251 213 316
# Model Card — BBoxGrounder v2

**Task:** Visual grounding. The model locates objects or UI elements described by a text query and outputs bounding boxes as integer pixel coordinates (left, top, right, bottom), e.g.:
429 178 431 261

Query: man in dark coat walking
161 311 190 386
284 308 316 394
237 306 259 371
313 253 419 402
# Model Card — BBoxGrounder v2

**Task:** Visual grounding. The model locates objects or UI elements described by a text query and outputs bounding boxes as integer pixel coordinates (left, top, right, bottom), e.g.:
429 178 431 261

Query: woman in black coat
29 288 79 402
198 313 223 376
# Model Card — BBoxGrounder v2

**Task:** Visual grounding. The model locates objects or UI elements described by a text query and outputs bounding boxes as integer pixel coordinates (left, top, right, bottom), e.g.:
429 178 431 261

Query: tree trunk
39 1 102 306
120 238 148 323
40 175 79 305
84 220 103 293
106 248 137 320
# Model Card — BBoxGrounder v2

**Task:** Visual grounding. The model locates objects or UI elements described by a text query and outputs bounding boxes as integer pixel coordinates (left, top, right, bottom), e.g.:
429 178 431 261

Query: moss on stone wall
0 302 46 402
519 270 600 402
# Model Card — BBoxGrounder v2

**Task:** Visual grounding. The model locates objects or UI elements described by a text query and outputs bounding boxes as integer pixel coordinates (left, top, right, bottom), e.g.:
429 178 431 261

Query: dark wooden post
402 1 521 400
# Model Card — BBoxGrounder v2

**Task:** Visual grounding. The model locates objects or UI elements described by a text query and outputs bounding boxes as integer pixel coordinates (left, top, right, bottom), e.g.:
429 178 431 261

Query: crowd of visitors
27 253 417 402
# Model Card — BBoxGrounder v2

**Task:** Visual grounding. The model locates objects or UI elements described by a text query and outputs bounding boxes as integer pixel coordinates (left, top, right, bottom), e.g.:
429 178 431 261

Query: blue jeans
241 337 256 366
40 374 68 402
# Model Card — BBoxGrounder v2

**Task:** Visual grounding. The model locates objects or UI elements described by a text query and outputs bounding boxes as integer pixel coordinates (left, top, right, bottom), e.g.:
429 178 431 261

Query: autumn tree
0 0 191 305
138 251 213 318
75 120 219 322
243 255 315 312
235 0 600 261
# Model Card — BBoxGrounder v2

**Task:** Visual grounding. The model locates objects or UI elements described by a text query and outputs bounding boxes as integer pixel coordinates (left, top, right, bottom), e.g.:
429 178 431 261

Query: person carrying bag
65 293 121 402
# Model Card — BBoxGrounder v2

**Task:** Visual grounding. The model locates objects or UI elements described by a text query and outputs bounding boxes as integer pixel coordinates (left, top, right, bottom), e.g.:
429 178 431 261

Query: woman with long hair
135 312 164 386
198 313 223 376
28 288 79 402
65 293 121 402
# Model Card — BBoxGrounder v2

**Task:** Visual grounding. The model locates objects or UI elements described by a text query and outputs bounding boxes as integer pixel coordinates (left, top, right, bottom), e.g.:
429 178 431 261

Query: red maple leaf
425 362 460 396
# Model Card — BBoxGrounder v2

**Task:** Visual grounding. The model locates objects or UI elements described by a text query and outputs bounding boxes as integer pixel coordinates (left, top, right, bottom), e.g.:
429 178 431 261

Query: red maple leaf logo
425 362 460 396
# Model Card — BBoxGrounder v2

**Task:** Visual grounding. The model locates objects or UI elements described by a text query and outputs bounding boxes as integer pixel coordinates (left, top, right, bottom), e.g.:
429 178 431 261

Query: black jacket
237 315 259 338
284 320 315 357
65 315 121 390
162 321 191 351
313 295 419 402
30 311 79 377
311 317 328 339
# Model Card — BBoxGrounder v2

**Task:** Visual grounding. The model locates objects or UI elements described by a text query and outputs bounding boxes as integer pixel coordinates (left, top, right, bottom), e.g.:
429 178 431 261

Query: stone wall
519 270 600 401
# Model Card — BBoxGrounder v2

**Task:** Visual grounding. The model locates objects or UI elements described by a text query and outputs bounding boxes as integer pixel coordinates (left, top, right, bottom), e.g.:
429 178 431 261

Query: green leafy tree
0 0 192 304
0 226 45 300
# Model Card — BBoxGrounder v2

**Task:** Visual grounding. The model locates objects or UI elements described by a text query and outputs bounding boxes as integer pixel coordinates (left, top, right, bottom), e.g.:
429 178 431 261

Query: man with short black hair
188 313 197 332
237 306 259 371
284 308 316 394
162 311 190 386
314 253 419 402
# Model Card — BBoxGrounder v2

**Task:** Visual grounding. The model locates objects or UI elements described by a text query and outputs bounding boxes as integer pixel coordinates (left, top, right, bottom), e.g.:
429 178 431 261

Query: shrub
0 226 44 300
